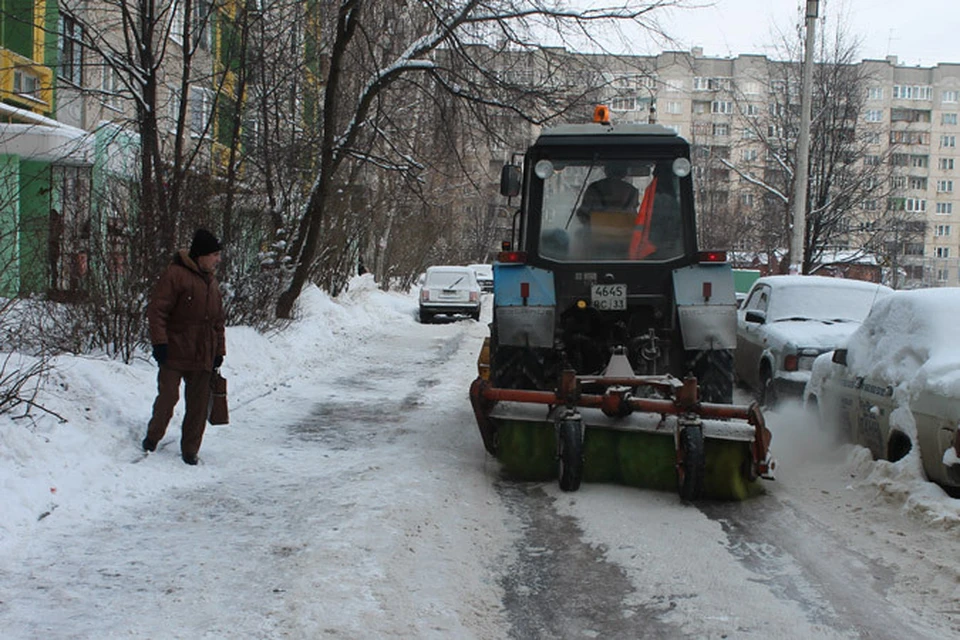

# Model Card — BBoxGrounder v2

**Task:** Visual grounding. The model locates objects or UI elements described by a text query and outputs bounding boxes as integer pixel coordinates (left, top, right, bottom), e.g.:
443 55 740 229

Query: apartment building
0 1 252 298
584 48 960 288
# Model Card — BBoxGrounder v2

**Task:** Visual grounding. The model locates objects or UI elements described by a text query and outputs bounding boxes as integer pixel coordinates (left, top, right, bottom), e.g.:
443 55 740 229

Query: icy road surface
1 285 958 638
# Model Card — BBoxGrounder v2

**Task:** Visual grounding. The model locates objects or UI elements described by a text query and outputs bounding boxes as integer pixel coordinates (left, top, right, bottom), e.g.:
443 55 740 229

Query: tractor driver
575 162 640 224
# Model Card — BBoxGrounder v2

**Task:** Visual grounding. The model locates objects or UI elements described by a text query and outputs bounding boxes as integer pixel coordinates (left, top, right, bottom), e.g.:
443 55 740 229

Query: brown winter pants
146 366 213 457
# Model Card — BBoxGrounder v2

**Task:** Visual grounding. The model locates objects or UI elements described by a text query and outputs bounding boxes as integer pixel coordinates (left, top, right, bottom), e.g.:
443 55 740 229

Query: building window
745 103 760 116
190 87 213 134
944 113 958 125
936 224 951 236
904 265 925 279
936 247 950 258
13 69 41 99
59 14 83 85
101 67 122 110
904 242 925 256
937 179 954 193
891 175 907 189
741 193 754 207
712 123 729 136
943 90 960 103
865 109 883 122
936 202 953 214
864 155 881 167
941 135 956 148
193 0 212 50
909 176 928 190
937 268 949 282
893 85 932 100
868 87 883 100
611 97 636 111
891 131 930 145
940 158 956 170
911 155 929 168
861 199 878 211
906 198 927 212
867 132 881 145
666 101 682 114
711 100 733 114
742 149 758 162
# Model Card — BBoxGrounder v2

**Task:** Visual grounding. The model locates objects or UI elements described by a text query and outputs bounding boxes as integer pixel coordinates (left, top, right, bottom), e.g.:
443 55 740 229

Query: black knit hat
189 228 221 258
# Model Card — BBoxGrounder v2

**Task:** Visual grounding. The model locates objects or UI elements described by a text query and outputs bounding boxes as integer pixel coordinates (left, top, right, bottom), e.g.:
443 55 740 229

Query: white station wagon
419 265 482 323
804 288 960 491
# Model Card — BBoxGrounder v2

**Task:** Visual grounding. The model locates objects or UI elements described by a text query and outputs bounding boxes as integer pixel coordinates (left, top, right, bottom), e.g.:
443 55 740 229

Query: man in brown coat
143 228 226 465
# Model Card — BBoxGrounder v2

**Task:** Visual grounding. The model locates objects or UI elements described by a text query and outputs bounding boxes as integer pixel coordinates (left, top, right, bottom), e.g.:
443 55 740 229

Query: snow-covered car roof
422 265 479 288
843 287 960 398
753 275 891 324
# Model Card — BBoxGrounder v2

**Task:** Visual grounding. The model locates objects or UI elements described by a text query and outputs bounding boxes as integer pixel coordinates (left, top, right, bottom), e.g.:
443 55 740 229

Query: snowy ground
1 275 958 638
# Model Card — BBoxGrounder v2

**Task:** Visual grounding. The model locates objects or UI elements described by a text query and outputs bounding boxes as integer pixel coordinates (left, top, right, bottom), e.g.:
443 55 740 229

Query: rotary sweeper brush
469 106 775 501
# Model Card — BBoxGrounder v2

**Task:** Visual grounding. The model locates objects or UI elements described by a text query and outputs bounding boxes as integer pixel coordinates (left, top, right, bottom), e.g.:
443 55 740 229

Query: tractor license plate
591 284 627 311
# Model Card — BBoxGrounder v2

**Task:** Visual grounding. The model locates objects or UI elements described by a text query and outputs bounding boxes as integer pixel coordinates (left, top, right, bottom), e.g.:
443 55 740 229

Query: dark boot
142 437 157 452
182 453 199 465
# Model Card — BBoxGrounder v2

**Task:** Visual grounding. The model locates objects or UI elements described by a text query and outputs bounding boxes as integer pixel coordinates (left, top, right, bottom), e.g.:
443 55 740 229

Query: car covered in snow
803 288 960 490
418 265 482 323
468 263 494 292
735 275 891 405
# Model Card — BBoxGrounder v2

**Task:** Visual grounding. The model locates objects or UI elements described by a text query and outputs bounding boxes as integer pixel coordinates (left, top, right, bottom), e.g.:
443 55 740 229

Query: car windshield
425 270 473 288
767 284 882 323
535 158 686 263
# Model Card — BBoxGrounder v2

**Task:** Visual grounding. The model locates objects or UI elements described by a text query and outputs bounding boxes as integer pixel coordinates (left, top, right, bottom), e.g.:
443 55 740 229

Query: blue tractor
470 107 775 501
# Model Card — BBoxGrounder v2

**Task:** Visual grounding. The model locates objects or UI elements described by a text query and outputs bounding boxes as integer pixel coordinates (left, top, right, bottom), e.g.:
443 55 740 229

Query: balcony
0 49 54 114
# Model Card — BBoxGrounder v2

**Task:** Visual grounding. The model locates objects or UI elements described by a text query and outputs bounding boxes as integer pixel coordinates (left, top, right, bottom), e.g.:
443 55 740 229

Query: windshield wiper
774 316 814 322
448 276 465 287
564 160 600 230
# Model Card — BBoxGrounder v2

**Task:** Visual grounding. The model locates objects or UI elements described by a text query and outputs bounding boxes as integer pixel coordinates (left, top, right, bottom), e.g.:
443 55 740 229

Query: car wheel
759 367 778 408
419 310 433 324
886 430 912 463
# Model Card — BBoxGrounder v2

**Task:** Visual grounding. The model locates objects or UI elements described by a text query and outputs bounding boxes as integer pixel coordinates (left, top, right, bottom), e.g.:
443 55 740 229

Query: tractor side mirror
744 310 766 324
832 349 848 366
500 164 521 198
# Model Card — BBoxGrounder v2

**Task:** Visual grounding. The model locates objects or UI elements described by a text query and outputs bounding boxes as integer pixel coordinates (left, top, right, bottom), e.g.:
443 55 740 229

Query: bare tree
272 0 686 318
715 19 907 274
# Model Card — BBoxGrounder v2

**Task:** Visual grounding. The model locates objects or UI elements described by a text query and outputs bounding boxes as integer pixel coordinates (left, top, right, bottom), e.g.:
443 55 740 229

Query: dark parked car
735 275 891 405
468 264 494 292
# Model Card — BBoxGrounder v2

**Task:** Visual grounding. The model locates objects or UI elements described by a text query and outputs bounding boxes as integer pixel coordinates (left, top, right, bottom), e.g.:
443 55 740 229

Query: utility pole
789 0 819 275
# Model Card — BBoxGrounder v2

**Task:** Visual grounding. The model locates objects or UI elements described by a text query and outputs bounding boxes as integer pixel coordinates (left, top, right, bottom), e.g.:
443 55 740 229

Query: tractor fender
492 263 556 348
672 263 737 351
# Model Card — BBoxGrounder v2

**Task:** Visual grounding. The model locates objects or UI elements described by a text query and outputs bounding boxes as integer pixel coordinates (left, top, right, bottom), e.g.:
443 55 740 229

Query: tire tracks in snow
700 495 945 640
497 482 677 639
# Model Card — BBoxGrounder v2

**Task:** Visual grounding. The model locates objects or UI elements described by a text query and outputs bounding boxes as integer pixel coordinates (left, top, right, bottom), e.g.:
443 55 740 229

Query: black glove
213 355 223 370
152 344 168 366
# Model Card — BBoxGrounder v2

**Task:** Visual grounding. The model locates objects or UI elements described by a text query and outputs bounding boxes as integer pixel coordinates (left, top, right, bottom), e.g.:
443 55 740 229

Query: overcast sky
652 0 957 66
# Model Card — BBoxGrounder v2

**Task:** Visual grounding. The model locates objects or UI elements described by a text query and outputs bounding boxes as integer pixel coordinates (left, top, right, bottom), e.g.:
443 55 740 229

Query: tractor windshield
536 158 686 263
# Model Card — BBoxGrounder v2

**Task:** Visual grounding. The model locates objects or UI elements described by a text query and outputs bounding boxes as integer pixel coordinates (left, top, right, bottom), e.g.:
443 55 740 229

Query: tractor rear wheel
557 419 584 492
677 426 705 501
691 349 734 404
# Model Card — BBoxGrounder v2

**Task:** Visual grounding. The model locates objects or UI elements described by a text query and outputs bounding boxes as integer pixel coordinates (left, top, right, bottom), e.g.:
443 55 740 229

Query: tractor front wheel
677 426 705 502
557 419 584 492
